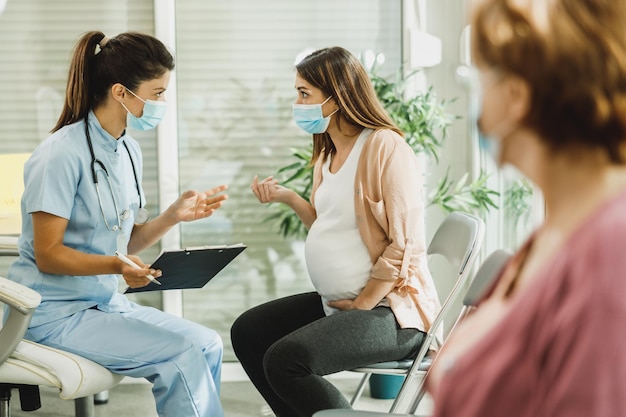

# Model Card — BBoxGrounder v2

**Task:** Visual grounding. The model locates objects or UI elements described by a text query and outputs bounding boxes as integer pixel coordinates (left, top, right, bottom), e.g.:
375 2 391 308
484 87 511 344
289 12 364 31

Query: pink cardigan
310 129 440 331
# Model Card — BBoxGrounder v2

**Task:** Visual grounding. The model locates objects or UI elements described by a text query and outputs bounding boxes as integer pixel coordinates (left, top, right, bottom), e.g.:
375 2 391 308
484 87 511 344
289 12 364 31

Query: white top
305 128 374 315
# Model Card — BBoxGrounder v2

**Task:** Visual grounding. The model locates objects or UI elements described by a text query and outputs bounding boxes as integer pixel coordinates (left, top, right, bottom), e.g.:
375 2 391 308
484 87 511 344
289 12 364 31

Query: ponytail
52 31 105 132
52 31 175 133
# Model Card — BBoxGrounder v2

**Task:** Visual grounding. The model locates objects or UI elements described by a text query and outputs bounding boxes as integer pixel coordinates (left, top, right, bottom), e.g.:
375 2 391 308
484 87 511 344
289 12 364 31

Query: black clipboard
124 243 246 293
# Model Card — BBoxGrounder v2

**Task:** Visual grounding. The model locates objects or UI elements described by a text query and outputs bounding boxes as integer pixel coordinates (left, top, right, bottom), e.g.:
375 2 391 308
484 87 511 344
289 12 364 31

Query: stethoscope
84 115 150 233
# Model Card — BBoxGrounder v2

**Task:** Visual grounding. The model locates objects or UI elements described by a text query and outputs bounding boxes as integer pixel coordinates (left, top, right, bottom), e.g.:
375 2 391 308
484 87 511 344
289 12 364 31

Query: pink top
429 188 626 417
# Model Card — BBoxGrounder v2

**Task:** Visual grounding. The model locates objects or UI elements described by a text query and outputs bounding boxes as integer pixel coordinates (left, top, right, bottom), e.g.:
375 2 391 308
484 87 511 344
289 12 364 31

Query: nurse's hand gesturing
168 184 229 222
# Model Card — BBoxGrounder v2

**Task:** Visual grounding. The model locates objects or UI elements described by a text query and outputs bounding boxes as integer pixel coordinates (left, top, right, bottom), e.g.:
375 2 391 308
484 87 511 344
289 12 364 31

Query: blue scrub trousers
25 302 224 417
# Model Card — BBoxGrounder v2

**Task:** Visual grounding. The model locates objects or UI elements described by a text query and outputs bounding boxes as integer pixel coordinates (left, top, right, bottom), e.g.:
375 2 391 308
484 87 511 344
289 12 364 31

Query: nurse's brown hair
52 31 174 133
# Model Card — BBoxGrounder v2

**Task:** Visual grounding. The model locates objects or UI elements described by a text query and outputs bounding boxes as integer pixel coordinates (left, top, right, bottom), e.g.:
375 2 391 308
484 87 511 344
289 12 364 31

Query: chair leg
407 384 428 415
74 395 95 417
94 390 109 404
0 386 10 417
16 386 40 412
349 373 371 406
0 384 42 417
405 371 430 414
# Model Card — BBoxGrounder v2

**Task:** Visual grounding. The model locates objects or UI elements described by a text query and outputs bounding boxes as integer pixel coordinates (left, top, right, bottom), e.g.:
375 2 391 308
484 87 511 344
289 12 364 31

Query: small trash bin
369 374 405 399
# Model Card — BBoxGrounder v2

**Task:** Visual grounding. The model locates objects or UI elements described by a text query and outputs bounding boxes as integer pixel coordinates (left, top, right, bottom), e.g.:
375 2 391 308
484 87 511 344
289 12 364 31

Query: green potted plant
264 66 499 239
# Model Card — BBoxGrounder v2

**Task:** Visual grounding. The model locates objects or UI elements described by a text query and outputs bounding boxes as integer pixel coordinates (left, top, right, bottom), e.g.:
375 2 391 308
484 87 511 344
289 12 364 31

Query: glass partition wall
173 0 403 361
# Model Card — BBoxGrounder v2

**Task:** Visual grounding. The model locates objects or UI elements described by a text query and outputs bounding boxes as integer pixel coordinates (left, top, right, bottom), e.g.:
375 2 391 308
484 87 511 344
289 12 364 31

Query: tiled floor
8 374 434 417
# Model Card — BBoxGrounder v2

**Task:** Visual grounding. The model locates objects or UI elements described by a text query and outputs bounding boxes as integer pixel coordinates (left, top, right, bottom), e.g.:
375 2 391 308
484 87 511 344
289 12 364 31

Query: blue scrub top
8 111 145 327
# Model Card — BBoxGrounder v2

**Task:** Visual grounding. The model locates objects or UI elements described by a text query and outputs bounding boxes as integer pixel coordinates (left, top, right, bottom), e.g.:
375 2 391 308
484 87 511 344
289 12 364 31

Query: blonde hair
471 0 626 163
295 47 402 164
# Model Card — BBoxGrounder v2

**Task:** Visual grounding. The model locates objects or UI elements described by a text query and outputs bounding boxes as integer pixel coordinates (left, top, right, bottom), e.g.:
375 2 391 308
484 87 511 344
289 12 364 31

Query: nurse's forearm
32 211 124 275
126 212 178 255
352 278 399 310
35 244 124 276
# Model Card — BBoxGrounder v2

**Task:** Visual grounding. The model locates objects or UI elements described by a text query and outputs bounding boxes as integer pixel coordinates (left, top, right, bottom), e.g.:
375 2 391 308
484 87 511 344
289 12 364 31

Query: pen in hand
115 251 162 285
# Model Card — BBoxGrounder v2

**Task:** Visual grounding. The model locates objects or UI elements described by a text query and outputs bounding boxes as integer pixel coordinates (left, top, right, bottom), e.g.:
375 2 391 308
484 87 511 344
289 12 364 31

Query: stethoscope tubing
84 115 143 232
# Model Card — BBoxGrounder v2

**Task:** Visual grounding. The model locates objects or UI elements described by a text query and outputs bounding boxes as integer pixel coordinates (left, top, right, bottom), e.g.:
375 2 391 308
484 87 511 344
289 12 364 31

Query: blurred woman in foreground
427 1 626 416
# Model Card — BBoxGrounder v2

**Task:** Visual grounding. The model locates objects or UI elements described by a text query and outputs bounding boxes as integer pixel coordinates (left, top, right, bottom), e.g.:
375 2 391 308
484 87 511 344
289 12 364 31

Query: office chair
314 249 513 417
0 269 124 417
349 211 485 414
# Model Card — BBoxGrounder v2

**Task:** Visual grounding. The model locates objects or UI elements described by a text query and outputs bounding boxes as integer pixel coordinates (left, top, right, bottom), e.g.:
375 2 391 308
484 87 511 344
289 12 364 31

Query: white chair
0 244 124 417
315 249 512 417
349 212 485 414
400 249 512 414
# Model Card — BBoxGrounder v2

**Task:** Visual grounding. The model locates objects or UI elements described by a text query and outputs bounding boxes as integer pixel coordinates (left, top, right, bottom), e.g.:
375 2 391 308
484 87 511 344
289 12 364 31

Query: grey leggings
230 292 425 417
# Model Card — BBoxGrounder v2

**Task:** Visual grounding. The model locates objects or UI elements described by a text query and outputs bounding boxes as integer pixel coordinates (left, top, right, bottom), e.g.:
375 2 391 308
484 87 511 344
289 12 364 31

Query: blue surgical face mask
478 130 501 163
292 96 338 134
465 66 503 164
121 87 168 131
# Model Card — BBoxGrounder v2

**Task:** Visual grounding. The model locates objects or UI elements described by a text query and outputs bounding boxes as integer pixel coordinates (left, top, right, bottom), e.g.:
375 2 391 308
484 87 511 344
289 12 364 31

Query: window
173 0 402 361
456 24 543 257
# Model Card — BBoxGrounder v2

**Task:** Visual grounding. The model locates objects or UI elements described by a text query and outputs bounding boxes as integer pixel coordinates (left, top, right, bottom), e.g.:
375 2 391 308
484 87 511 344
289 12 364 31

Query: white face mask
121 87 168 131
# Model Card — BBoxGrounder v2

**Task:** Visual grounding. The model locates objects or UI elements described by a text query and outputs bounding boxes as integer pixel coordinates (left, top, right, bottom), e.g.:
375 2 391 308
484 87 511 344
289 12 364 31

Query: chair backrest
444 249 513 345
390 212 484 412
426 211 485 339
404 249 513 414
427 211 485 276
463 249 512 307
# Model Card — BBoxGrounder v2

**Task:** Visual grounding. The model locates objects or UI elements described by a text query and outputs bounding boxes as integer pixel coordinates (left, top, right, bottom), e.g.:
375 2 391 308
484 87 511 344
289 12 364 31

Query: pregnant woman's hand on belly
327 299 359 311
328 278 398 311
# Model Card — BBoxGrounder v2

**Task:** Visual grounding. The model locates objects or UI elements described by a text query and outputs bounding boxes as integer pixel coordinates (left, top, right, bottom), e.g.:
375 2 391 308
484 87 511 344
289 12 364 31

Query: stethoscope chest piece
135 207 150 225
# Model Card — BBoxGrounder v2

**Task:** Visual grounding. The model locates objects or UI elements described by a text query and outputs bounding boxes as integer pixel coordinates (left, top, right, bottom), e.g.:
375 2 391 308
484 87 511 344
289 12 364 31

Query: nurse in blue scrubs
7 31 228 417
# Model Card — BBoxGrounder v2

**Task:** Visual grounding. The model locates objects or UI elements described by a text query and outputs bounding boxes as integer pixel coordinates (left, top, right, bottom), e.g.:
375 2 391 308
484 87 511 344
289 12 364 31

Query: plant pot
368 374 405 399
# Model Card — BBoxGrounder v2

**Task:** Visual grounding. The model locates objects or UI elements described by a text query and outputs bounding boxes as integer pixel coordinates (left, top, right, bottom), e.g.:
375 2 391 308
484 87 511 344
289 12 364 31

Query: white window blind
0 0 155 149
